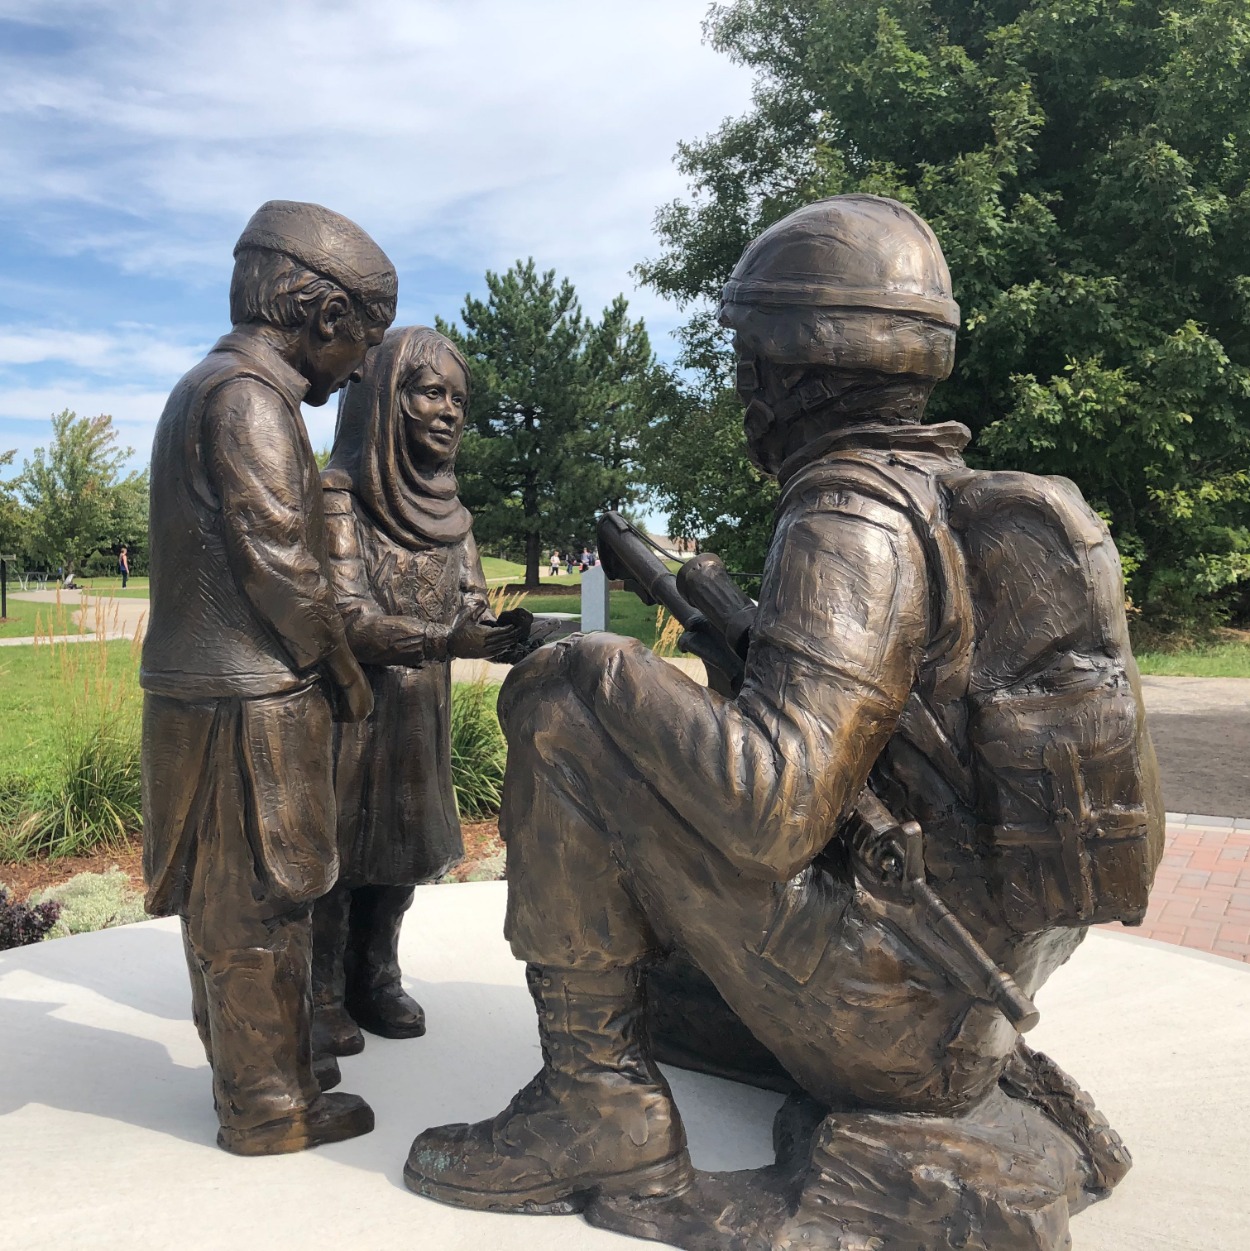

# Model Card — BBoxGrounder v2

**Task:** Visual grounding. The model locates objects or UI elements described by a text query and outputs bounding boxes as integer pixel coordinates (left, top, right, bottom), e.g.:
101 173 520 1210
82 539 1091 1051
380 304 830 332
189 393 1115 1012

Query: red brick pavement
1108 819 1250 964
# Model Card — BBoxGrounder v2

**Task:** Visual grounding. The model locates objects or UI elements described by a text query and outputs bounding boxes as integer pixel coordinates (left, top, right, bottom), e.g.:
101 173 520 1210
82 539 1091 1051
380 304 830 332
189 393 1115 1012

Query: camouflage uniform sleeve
202 379 349 673
570 486 929 881
321 480 452 666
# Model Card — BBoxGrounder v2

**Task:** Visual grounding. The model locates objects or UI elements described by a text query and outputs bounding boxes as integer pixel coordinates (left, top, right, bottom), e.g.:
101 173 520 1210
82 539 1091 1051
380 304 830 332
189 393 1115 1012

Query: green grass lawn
0 640 139 783
480 555 583 587
0 598 90 639
522 590 666 647
479 556 524 581
1135 641 1250 678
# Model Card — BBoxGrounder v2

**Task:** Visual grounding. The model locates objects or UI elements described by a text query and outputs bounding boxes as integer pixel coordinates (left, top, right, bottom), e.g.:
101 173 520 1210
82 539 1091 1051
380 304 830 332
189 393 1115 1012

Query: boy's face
302 294 389 406
401 353 468 465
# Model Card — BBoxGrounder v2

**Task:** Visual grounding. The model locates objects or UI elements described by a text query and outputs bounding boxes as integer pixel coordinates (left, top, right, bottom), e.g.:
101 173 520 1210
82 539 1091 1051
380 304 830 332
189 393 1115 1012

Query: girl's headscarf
327 325 473 548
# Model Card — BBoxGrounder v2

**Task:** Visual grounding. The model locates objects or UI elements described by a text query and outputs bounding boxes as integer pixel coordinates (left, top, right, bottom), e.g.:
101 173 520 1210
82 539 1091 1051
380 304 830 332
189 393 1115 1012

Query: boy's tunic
141 328 357 1130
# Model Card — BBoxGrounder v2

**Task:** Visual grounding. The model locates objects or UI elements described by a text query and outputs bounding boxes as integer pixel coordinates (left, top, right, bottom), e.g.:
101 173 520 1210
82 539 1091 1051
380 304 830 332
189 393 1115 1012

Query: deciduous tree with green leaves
0 449 25 561
639 0 1250 633
18 410 144 576
440 260 667 586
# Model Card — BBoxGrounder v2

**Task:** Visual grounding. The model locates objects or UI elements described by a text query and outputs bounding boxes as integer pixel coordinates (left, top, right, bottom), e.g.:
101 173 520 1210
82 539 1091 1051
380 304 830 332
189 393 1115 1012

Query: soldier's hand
494 606 534 640
448 619 524 660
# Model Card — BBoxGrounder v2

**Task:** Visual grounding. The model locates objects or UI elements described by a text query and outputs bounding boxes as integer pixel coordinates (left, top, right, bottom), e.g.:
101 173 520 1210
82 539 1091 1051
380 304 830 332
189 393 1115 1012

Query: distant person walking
579 547 592 572
566 551 575 575
549 550 561 578
119 545 130 589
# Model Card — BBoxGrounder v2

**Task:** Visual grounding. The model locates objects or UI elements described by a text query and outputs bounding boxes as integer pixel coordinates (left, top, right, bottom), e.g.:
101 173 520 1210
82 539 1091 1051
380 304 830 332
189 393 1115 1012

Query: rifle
596 510 1039 1034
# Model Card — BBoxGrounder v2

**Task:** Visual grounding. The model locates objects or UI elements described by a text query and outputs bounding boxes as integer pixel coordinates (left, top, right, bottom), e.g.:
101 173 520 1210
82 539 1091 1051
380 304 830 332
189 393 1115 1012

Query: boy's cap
234 200 397 307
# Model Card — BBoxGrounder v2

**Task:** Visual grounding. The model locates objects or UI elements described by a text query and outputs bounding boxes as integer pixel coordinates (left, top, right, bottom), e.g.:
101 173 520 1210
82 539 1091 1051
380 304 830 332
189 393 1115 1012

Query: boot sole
404 1149 695 1215
218 1103 375 1156
356 1018 426 1040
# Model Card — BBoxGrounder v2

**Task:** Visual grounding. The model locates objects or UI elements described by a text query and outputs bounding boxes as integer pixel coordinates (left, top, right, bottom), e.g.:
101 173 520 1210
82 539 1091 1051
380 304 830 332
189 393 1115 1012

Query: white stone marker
581 562 610 632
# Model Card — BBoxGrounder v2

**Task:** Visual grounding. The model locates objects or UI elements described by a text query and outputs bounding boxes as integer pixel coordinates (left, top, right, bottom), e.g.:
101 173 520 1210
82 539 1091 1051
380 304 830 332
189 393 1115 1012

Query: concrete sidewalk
1 882 1246 1250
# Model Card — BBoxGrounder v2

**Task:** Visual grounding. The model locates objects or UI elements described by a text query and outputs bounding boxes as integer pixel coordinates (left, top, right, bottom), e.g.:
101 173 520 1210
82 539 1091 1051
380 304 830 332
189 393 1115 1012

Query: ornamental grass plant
450 679 506 820
0 598 144 862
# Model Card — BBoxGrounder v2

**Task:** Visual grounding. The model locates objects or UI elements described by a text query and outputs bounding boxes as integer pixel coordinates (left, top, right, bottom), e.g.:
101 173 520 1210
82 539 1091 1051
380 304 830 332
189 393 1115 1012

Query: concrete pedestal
1 881 1246 1250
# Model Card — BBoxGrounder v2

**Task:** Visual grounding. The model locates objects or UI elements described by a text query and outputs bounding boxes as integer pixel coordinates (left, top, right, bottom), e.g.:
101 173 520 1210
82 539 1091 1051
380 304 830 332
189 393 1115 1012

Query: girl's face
400 351 468 466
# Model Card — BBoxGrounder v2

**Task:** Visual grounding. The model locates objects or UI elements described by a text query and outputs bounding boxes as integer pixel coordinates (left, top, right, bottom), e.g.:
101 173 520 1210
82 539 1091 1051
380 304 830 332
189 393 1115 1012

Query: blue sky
0 0 753 476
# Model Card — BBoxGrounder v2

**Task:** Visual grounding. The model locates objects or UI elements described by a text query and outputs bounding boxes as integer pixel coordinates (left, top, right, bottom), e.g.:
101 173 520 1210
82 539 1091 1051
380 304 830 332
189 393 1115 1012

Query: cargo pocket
752 865 849 986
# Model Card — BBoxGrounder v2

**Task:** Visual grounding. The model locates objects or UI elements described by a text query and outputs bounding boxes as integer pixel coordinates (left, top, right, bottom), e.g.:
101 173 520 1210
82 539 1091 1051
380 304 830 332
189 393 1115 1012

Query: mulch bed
1 821 505 900
443 819 504 881
1 840 145 899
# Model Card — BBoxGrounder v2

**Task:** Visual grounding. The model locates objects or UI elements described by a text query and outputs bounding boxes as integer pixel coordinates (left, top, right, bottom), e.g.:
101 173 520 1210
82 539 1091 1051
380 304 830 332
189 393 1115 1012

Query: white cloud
0 1 753 316
0 1 756 472
0 326 206 378
0 382 170 471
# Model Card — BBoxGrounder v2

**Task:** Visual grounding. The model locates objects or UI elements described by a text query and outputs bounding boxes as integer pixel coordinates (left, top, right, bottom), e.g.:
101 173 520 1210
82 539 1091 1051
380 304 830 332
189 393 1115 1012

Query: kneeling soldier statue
405 195 1163 1250
141 200 396 1155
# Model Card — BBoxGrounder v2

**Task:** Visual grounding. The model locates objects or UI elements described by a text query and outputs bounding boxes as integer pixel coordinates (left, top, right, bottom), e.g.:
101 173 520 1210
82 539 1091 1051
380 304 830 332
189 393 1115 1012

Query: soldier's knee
565 632 648 702
498 643 574 739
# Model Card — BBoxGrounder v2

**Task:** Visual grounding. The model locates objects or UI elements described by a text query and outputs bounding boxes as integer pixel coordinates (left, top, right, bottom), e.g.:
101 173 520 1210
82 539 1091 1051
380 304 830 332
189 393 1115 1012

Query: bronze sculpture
141 200 397 1155
312 325 529 1061
405 195 1163 1249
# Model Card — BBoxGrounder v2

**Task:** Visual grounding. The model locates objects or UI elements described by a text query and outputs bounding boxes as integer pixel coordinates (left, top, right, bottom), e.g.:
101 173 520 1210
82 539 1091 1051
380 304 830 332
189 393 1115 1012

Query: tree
18 410 142 575
441 260 667 586
639 0 1250 632
108 468 150 574
0 449 26 561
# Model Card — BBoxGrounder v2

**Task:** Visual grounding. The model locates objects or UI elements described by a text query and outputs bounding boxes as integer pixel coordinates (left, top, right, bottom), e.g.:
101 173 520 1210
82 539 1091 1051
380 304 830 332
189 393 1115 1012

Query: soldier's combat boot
404 963 694 1213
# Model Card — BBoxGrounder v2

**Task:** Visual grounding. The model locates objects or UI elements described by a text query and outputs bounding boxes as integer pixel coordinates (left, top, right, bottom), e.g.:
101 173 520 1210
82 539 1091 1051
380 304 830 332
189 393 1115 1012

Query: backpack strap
780 451 979 807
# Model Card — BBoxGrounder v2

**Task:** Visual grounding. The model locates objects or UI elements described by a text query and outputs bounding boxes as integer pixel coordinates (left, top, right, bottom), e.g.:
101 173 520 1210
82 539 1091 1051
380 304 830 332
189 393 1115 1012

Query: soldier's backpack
926 467 1165 933
788 449 1165 934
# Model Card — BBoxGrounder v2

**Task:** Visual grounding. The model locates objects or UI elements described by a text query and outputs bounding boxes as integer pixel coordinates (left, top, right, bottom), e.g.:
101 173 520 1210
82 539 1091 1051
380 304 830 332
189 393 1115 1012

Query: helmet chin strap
743 359 934 473
742 395 779 474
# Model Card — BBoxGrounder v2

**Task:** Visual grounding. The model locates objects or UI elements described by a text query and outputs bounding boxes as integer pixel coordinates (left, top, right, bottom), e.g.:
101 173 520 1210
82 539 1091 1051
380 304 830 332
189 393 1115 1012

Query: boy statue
405 195 1163 1250
141 200 396 1155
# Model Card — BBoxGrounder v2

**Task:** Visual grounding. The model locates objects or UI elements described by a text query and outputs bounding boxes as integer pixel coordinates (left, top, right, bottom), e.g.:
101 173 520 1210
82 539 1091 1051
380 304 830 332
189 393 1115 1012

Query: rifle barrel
597 513 702 629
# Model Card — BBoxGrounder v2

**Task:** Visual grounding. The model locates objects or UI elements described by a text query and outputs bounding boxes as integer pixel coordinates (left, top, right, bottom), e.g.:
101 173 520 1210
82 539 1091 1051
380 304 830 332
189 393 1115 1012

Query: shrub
450 680 506 819
30 868 146 937
1 617 143 861
460 848 506 883
0 886 62 949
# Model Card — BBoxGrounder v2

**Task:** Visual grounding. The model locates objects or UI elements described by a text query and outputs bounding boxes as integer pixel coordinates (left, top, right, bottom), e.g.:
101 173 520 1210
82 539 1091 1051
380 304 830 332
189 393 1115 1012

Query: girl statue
311 325 527 1064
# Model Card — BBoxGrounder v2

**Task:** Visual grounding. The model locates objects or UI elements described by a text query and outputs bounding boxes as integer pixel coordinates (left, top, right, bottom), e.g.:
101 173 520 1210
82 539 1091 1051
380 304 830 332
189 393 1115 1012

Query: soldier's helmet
718 194 960 380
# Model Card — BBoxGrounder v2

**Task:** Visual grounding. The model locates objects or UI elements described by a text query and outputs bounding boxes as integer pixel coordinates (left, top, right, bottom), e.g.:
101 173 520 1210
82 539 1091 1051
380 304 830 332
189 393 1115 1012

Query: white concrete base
1 881 1247 1250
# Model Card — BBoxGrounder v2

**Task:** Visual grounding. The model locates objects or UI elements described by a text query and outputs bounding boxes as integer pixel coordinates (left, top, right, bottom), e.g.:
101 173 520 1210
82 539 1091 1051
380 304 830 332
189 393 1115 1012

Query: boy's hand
326 647 374 722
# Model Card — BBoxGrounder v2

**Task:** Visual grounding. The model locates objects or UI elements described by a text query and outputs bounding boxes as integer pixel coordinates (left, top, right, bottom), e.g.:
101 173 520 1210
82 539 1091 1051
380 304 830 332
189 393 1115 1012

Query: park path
1 589 147 646
4 601 1246 963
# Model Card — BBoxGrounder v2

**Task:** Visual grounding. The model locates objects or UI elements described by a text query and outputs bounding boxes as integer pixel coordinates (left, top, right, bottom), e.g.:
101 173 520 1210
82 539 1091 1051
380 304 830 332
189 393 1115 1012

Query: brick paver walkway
1114 817 1250 964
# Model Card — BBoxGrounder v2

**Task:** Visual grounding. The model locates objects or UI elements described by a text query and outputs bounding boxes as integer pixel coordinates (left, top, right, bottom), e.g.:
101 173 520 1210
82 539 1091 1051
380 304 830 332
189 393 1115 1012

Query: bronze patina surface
405 195 1162 1249
141 200 397 1155
312 326 528 1058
